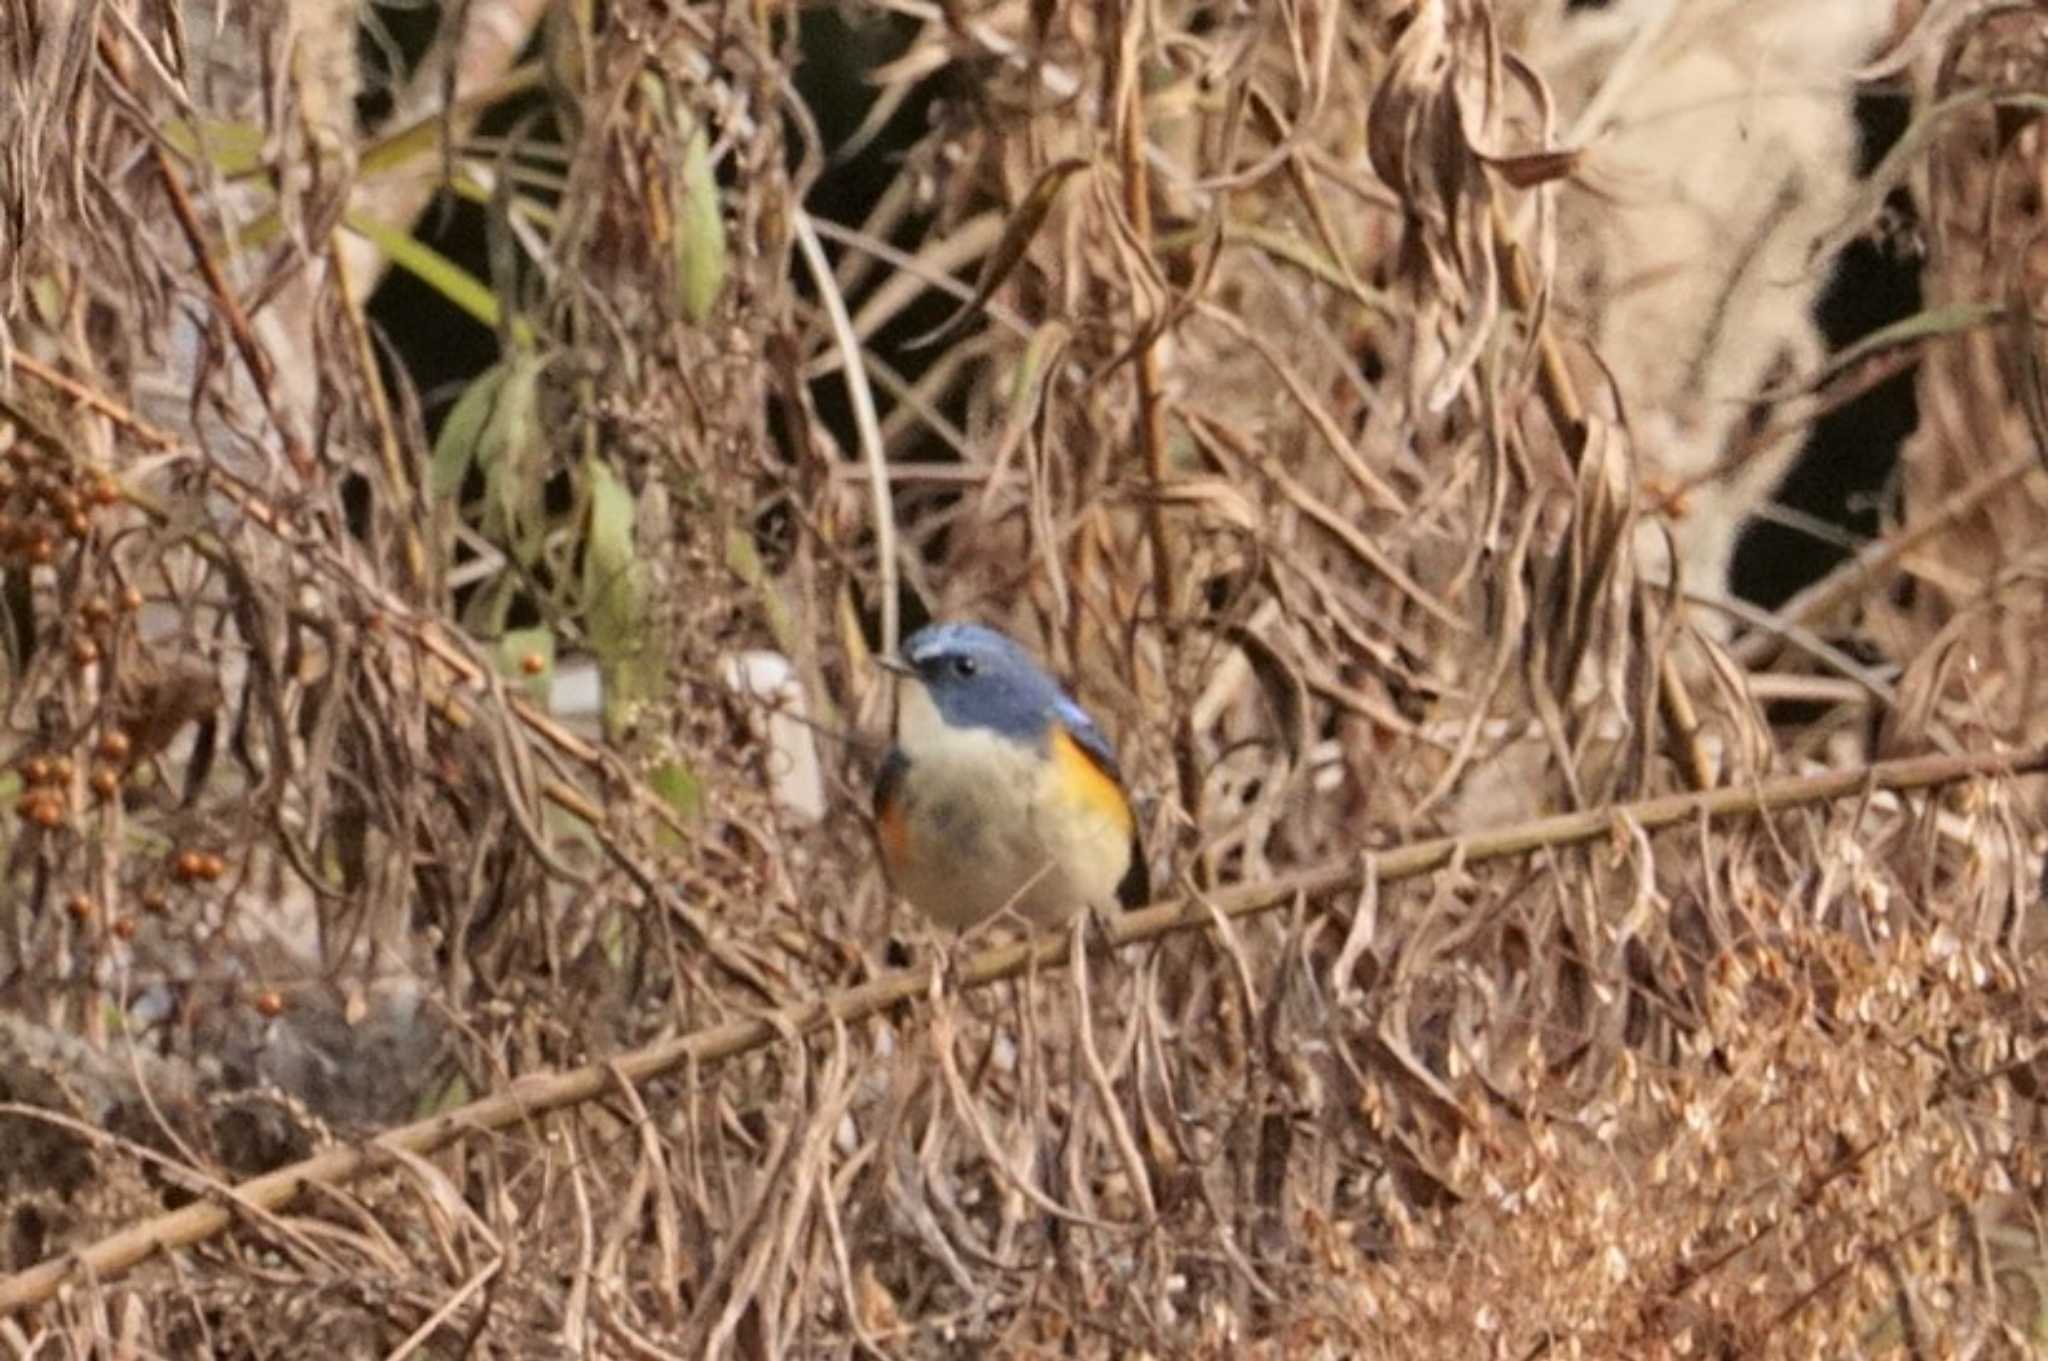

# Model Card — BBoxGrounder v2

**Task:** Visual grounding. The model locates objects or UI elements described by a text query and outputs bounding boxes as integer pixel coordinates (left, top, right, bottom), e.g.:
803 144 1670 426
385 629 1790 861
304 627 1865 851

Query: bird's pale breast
883 722 1132 928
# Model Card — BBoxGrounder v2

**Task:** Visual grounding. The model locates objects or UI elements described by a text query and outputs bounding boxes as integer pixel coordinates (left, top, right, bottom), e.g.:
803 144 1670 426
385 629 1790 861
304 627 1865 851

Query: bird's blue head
888 622 1094 753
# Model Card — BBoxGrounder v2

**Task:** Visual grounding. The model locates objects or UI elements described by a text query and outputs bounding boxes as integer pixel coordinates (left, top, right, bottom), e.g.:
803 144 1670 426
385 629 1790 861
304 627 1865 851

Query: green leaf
161 118 268 178
724 524 796 656
582 457 665 734
649 760 703 832
187 64 549 265
582 459 637 610
432 351 554 614
429 362 511 499
358 63 546 178
675 120 727 324
345 209 520 337
478 353 549 557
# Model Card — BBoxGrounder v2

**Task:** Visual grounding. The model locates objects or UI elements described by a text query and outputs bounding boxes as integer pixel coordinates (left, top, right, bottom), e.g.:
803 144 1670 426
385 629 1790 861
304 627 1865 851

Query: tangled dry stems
3 0 2048 1356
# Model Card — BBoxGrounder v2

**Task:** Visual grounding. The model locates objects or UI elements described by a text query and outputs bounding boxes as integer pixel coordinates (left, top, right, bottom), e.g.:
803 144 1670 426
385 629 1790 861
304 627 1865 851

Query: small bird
873 622 1148 929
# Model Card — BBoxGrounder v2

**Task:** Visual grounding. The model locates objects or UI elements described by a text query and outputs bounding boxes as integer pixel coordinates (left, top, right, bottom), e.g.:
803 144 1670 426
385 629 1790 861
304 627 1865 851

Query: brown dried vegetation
4 0 2048 1357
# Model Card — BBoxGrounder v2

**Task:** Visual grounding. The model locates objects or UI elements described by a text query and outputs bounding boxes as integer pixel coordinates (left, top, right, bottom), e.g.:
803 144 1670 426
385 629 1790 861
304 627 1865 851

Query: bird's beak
874 653 915 679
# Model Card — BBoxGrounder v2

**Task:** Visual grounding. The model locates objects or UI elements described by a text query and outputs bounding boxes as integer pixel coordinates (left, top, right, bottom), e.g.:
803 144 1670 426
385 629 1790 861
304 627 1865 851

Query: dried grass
4 0 2048 1357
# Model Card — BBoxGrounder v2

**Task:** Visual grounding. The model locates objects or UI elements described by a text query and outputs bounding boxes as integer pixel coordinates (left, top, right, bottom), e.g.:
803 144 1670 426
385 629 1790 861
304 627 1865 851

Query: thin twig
795 208 899 653
1108 0 1205 863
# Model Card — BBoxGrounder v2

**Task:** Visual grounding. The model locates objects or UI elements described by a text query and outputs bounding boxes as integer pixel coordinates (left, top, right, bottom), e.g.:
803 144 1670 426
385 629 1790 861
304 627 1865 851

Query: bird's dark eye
951 655 978 679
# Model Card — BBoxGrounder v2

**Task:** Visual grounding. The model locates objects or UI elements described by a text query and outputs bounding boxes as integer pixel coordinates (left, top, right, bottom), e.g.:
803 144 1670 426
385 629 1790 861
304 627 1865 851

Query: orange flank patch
875 790 912 877
1049 725 1134 837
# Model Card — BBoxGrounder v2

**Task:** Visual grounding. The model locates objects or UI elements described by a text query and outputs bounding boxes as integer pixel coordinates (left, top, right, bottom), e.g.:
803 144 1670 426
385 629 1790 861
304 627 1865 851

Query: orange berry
19 794 62 828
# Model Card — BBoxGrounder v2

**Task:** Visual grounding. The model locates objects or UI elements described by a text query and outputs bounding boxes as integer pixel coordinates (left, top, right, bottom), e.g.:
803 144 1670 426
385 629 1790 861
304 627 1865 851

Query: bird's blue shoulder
1050 695 1122 783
